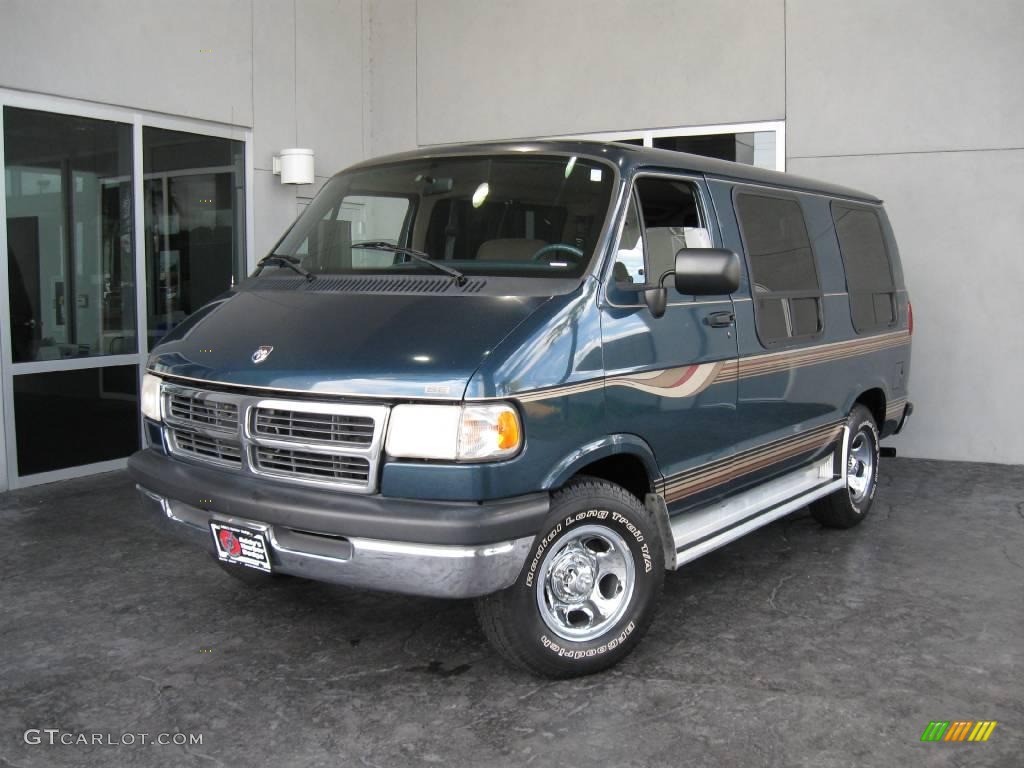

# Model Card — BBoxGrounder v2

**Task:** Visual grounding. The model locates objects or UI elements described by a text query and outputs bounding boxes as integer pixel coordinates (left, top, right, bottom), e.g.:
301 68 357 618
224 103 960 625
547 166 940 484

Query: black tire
475 477 665 678
810 404 880 529
211 555 295 586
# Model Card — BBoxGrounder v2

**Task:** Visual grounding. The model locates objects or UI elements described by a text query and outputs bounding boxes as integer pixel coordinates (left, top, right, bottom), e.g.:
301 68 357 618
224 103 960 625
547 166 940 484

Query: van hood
148 288 552 399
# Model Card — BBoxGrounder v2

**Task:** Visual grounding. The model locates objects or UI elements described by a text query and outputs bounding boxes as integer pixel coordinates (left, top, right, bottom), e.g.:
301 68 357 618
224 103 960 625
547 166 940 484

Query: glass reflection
143 127 245 348
4 106 136 361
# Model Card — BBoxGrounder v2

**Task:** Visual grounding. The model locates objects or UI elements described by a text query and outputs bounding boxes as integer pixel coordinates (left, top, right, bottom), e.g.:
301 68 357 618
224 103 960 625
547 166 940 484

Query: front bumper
128 449 548 598
136 485 534 598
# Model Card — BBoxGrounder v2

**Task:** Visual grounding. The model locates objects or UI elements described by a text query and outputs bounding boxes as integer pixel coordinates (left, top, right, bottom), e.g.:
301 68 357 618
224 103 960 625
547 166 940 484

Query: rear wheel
475 478 664 678
810 404 880 529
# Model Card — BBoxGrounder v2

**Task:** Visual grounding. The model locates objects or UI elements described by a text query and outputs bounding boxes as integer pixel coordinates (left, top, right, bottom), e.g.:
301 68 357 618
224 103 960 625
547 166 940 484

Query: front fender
541 433 662 491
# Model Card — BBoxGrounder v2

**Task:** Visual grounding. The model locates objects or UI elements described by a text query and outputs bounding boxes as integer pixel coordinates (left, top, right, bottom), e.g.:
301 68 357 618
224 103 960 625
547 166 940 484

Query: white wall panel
415 0 785 145
0 0 253 126
787 0 1024 158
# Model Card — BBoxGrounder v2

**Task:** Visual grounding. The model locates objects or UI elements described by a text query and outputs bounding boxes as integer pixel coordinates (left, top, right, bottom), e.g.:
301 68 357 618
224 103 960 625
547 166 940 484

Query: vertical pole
0 103 14 488
132 117 147 447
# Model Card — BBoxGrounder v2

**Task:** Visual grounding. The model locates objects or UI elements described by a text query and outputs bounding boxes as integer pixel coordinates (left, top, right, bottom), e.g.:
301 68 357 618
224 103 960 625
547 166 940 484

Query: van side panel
705 178 910 502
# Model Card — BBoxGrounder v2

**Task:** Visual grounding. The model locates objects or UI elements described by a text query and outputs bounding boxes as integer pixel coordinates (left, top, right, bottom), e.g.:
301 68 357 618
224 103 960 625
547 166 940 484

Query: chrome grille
252 447 370 485
253 407 374 446
166 391 238 431
159 382 388 493
170 430 242 467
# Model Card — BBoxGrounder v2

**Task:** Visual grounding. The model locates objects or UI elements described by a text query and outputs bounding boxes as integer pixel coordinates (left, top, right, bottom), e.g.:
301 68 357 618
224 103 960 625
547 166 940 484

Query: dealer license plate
210 522 272 572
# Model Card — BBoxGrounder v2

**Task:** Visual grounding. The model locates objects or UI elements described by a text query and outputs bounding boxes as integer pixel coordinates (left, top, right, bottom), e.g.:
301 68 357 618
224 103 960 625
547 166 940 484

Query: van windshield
266 154 615 279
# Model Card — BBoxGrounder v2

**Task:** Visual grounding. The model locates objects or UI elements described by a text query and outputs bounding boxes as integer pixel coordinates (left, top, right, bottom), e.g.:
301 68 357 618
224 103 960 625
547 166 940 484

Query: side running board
670 428 849 569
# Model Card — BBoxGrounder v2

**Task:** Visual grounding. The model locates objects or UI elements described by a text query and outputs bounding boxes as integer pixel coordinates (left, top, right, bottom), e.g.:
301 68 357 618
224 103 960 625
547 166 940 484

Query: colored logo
251 345 273 364
218 529 241 557
920 720 997 742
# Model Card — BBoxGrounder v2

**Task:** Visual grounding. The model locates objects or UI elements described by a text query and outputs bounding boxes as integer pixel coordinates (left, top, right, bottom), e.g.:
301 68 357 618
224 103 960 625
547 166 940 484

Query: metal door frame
0 87 254 489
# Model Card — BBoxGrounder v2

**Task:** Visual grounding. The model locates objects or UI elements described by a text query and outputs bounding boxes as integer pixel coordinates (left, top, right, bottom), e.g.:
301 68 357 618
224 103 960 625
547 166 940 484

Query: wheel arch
542 434 661 501
853 386 887 430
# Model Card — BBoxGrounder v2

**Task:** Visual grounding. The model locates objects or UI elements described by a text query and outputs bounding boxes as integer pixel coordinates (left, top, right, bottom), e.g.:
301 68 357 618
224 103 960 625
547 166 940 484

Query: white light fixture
272 148 315 184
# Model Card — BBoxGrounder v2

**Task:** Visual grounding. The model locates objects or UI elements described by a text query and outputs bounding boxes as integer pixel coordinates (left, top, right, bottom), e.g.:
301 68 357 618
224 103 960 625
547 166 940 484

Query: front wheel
475 478 664 678
810 404 880 529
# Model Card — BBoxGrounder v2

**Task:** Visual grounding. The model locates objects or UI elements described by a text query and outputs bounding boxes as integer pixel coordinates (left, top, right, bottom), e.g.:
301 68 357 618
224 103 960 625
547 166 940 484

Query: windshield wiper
353 241 467 286
254 253 315 281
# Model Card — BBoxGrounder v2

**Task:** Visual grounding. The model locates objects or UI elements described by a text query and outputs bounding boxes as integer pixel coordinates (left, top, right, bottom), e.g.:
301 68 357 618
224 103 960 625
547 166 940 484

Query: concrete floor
0 457 1021 767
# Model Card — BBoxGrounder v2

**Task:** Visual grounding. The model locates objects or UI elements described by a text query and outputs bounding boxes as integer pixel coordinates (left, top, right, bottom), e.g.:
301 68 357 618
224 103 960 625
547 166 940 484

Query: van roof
345 139 882 204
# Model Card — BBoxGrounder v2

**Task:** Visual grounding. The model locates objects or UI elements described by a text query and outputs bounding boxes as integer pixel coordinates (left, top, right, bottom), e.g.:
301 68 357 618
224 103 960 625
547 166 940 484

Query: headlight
385 403 522 462
141 373 163 422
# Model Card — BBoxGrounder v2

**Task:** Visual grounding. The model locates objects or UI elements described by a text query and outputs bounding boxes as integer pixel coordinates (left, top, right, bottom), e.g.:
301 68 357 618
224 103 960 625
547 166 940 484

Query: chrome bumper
136 485 533 599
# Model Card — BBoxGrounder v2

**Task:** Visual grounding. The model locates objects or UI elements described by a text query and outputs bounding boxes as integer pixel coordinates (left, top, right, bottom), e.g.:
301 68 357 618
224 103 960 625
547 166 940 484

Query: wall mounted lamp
272 148 315 184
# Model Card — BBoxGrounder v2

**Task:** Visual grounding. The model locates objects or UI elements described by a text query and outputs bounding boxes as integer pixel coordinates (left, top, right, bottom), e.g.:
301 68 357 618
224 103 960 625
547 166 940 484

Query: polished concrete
1 458 1020 767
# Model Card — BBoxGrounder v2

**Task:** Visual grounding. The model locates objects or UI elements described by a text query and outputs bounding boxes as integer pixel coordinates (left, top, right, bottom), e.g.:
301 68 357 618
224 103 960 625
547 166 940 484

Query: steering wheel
531 243 585 262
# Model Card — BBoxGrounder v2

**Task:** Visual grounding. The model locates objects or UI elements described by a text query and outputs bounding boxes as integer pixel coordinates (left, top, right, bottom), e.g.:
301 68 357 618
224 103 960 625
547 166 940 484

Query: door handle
705 311 735 328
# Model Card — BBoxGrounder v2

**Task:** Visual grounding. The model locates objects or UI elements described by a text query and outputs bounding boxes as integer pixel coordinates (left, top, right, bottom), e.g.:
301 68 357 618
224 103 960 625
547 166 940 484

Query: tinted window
735 192 822 344
832 203 896 332
4 107 137 362
143 127 246 349
13 366 139 476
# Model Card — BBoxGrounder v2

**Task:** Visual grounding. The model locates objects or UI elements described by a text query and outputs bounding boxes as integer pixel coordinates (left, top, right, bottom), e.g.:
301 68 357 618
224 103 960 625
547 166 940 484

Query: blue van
129 141 912 677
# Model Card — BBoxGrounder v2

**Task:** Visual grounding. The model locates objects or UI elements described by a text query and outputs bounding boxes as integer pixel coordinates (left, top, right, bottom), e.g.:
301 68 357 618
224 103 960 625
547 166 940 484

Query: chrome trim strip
671 443 846 568
135 486 533 598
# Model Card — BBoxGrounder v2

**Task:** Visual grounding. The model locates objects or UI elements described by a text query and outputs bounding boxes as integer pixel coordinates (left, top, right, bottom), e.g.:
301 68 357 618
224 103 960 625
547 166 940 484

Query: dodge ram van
129 141 912 677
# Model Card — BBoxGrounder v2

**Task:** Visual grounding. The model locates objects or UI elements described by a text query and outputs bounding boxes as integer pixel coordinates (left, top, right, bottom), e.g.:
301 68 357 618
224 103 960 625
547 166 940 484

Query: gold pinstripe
506 330 909 403
714 330 910 384
658 421 845 503
885 397 908 422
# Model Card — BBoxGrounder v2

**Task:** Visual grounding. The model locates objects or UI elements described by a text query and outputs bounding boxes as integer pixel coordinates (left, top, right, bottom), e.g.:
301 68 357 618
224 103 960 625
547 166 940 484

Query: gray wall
0 0 369 260
365 0 1024 466
785 0 1024 464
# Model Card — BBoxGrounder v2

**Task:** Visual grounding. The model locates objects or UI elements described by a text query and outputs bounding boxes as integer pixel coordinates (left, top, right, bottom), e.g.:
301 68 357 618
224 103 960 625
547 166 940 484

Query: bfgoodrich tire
810 404 880 529
475 478 664 678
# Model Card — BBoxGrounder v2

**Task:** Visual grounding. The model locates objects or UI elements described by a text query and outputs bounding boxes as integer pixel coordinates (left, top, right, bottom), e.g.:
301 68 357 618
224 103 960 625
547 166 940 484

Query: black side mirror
674 248 741 296
643 286 667 318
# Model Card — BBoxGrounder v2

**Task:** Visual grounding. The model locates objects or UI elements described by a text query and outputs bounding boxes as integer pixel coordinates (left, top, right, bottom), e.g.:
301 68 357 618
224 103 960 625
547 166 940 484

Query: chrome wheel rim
536 524 635 642
847 428 875 503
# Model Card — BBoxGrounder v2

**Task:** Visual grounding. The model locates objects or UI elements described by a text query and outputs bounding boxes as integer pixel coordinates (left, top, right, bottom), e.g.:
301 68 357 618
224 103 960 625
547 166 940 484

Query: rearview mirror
674 248 741 296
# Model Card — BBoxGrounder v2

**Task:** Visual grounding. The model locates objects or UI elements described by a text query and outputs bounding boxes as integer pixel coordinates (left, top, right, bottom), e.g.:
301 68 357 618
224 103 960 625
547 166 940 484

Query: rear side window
831 203 897 333
735 192 822 345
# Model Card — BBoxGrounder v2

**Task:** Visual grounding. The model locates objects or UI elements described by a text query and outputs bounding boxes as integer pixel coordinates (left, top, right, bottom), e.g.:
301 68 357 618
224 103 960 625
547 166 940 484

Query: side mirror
643 286 667 318
674 248 741 296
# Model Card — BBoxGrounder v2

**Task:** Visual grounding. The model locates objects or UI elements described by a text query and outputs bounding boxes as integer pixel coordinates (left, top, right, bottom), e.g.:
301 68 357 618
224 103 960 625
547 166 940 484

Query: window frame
0 86 253 490
732 186 825 349
604 171 716 308
829 200 898 335
553 120 786 172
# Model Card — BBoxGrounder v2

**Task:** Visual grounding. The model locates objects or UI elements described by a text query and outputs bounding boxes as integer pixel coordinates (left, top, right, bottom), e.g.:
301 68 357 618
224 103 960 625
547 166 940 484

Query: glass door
3 106 141 478
142 127 246 348
1 100 250 488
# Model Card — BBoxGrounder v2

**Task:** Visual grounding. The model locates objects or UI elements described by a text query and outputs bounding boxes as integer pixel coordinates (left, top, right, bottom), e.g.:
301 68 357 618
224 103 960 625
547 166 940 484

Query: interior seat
475 238 547 262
